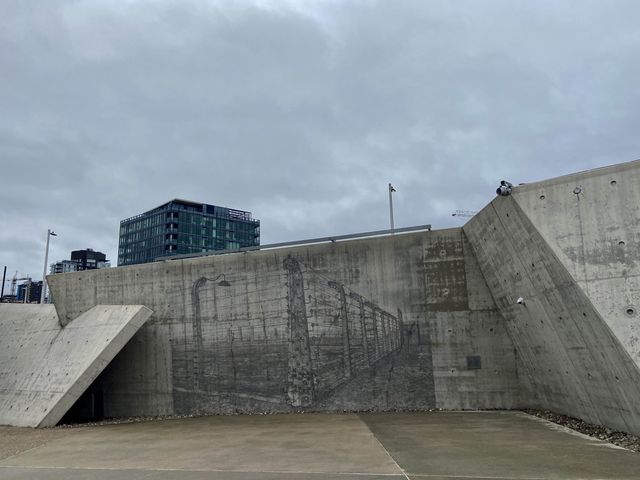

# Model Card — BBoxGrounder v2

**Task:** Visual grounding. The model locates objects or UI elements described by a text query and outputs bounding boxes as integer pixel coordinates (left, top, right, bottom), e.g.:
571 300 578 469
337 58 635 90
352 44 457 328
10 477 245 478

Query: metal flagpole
40 229 57 304
388 183 396 233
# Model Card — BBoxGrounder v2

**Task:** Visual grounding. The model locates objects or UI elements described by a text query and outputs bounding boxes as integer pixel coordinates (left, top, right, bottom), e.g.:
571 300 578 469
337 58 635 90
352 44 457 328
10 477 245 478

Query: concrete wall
9 161 640 432
48 228 520 418
464 185 640 435
0 304 151 427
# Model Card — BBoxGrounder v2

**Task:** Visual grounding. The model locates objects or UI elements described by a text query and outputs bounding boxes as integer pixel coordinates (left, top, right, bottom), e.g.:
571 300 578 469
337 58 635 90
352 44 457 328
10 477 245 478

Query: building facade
71 249 110 270
51 249 110 275
50 260 79 274
16 280 43 303
117 199 260 266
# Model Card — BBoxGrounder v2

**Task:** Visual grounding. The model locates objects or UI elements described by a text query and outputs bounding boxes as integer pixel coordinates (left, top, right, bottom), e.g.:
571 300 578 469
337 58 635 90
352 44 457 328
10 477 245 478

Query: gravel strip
525 409 640 452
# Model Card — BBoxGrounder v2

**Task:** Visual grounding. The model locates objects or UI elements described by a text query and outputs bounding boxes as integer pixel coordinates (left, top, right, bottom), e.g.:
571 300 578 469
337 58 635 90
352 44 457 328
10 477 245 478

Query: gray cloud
2 0 640 280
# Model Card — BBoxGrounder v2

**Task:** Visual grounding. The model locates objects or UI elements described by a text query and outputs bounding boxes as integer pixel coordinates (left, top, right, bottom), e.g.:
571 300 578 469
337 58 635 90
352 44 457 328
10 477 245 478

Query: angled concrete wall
463 161 640 435
0 304 152 427
49 229 521 418
513 160 640 368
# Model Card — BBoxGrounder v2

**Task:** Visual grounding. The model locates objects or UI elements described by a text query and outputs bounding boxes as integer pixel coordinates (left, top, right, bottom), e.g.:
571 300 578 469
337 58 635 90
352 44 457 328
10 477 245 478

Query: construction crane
6 271 32 297
451 210 477 218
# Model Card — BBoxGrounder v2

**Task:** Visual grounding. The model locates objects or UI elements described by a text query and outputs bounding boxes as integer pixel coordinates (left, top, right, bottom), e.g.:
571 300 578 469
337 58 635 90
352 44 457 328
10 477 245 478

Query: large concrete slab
0 304 152 427
1 412 639 479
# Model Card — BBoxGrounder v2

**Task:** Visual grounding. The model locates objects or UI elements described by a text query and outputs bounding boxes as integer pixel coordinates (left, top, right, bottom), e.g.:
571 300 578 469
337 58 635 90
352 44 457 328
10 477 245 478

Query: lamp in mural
194 273 231 289
216 273 231 287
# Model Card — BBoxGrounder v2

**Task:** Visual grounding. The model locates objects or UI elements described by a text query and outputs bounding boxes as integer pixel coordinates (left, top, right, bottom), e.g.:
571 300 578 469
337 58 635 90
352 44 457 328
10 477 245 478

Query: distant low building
16 280 42 303
71 249 110 270
50 249 110 275
51 260 79 274
118 199 260 266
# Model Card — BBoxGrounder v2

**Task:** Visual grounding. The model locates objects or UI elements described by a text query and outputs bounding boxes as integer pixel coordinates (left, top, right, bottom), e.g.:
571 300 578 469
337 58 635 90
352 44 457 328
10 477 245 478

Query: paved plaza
1 411 639 479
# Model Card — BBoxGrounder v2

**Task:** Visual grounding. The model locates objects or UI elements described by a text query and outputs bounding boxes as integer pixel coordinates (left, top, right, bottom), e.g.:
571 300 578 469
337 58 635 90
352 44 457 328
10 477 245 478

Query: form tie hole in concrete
573 186 583 195
619 241 625 246
611 180 617 186
540 195 545 200
625 307 635 317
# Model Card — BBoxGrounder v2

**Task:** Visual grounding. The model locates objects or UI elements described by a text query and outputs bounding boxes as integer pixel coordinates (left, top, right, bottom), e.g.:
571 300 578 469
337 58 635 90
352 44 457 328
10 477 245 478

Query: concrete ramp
0 304 152 427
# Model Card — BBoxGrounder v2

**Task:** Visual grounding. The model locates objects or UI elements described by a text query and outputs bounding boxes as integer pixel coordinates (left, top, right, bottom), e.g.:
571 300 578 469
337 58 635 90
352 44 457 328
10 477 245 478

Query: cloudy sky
2 0 640 283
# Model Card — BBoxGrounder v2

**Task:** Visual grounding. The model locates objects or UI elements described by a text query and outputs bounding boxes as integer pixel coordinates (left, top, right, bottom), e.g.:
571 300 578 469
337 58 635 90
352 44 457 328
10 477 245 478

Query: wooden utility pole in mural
351 292 371 366
329 281 352 379
283 256 315 407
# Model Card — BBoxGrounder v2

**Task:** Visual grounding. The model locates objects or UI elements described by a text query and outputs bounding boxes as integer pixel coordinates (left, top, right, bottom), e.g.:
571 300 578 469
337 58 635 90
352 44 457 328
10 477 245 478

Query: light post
388 183 396 233
40 229 57 304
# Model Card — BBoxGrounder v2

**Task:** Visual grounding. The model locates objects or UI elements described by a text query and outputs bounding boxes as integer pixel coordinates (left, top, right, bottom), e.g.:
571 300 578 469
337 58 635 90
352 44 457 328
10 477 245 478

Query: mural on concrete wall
176 255 435 414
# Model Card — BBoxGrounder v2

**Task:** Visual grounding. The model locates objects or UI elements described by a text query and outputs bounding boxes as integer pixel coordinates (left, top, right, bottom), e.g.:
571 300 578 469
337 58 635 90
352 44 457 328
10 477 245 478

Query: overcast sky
2 0 640 283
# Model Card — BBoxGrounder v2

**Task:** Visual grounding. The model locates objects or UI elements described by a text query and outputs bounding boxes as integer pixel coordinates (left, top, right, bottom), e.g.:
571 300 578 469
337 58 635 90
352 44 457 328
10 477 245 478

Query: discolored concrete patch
360 411 640 479
0 413 400 476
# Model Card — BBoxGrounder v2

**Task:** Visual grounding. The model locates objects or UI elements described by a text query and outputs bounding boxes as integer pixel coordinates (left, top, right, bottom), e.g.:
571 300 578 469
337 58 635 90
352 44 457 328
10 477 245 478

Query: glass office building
118 199 260 266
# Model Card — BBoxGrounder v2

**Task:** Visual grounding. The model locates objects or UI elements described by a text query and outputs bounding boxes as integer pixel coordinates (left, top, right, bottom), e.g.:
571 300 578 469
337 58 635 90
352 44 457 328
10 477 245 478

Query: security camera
516 297 525 305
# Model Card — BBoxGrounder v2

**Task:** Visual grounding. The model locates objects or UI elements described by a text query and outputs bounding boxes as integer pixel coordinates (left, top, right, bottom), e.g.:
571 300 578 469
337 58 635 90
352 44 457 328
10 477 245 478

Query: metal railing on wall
154 224 432 262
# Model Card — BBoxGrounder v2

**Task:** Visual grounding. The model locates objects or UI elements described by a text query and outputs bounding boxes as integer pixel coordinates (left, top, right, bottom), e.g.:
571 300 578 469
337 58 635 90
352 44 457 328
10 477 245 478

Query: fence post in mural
191 277 208 393
351 292 370 367
397 308 404 349
329 281 352 379
369 302 380 359
283 256 315 408
379 309 388 355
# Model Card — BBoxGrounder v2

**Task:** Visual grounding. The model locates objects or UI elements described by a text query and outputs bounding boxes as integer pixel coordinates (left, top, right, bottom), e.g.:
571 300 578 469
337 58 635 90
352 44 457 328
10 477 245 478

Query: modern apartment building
117 199 260 266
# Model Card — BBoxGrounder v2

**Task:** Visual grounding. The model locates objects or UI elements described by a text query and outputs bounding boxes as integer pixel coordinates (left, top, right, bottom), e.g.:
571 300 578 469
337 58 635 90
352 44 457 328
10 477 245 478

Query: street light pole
40 229 57 304
388 183 396 233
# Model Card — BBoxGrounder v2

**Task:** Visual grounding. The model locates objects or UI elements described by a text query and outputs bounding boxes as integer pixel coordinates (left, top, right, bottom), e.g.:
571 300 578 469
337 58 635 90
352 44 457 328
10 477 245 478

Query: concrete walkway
1 411 639 479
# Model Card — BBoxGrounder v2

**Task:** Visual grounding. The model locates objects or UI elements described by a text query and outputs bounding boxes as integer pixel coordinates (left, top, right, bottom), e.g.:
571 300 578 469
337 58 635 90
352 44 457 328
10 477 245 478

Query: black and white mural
172 255 435 413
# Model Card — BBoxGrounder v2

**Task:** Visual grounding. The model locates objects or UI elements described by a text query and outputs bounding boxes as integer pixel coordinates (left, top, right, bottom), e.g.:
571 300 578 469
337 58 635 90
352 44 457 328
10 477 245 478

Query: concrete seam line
409 475 545 480
359 425 410 480
0 465 405 476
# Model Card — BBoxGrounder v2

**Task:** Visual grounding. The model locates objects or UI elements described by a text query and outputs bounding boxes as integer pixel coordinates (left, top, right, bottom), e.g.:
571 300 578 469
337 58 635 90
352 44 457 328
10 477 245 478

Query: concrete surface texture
463 160 640 435
0 304 152 427
48 228 519 420
1 411 640 479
